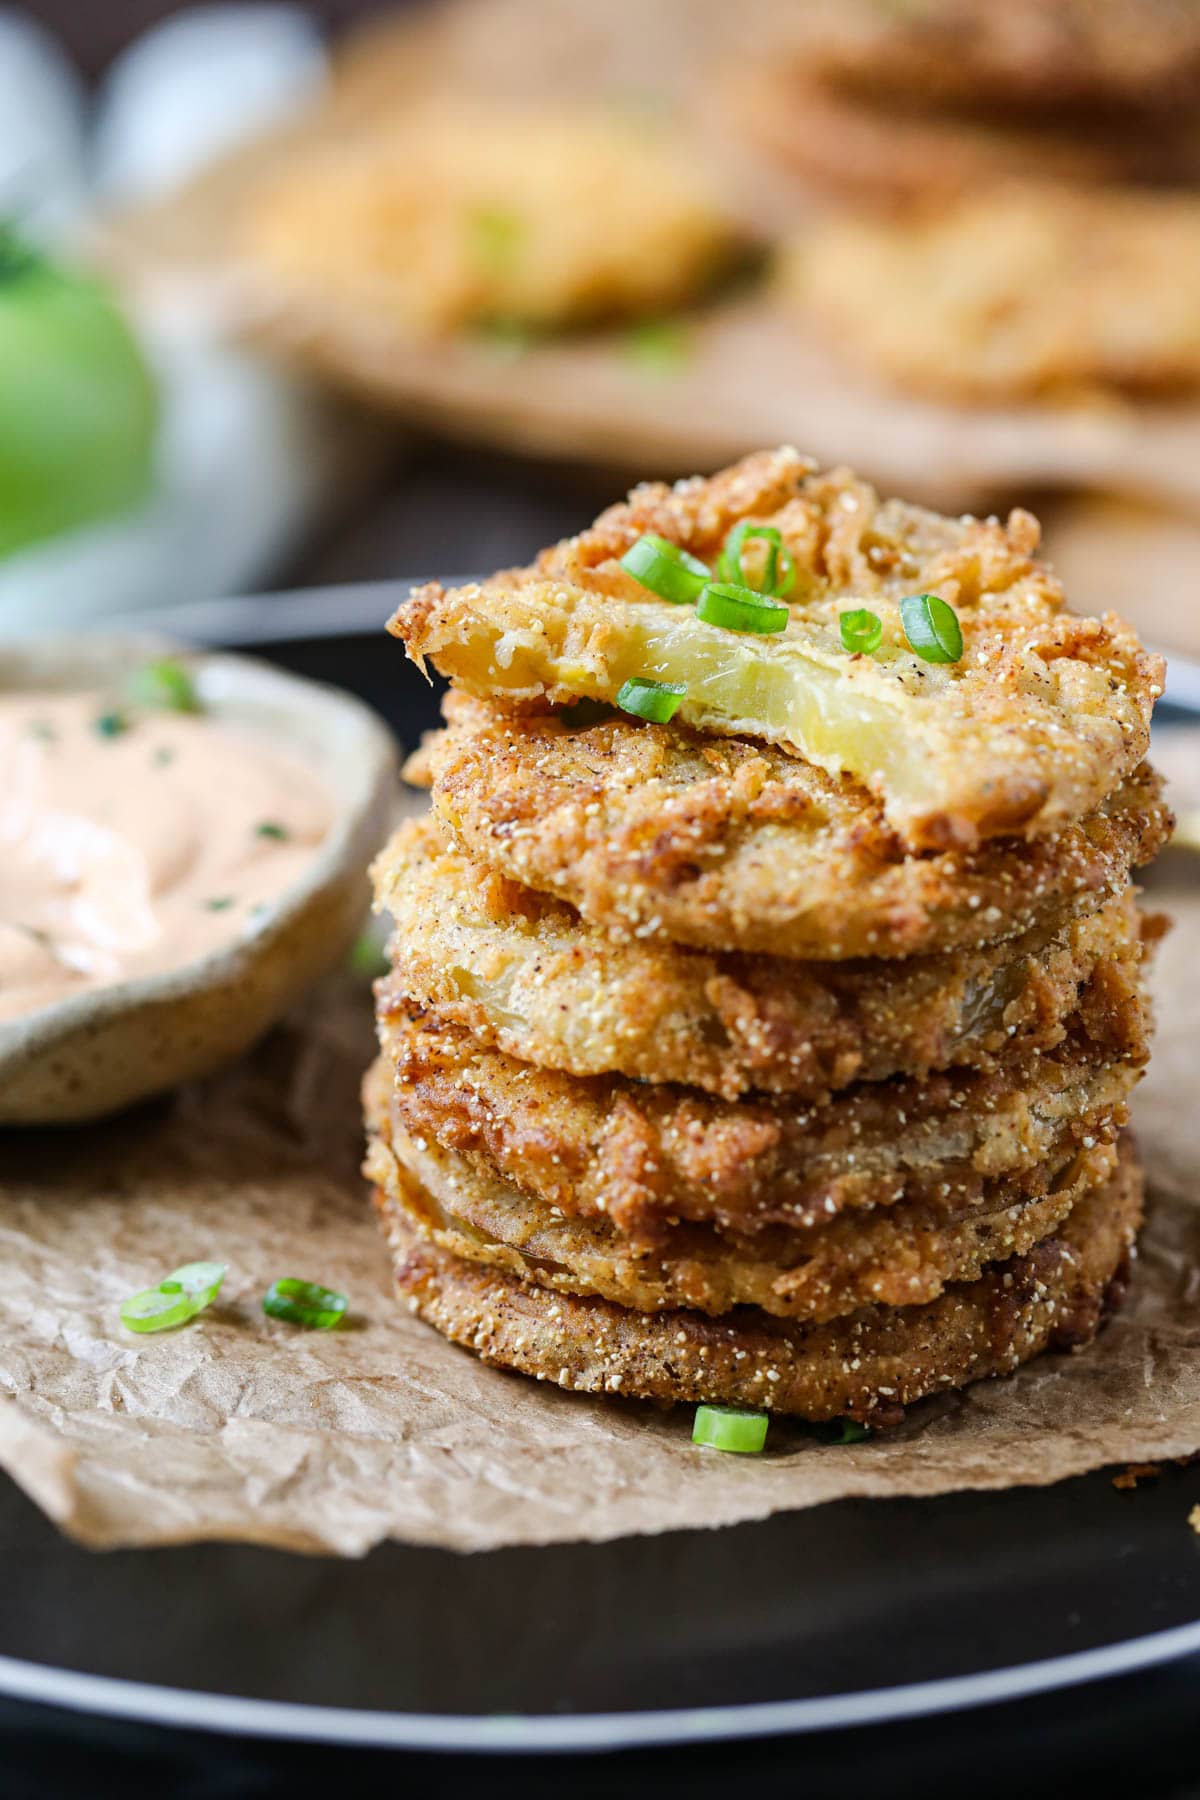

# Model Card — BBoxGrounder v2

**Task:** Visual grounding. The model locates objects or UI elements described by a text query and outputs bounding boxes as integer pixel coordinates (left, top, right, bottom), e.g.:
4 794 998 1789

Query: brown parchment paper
0 876 1197 1558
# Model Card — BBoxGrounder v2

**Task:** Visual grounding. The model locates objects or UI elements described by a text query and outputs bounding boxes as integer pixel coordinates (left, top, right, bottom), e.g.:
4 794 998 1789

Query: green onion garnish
348 931 388 979
900 593 963 664
129 658 200 714
718 522 795 598
616 677 686 723
159 1261 226 1307
120 1288 199 1333
622 317 690 377
467 205 524 271
824 1417 869 1444
255 821 290 841
263 1278 348 1329
696 580 788 635
204 896 235 912
620 533 711 605
839 608 883 655
120 1261 225 1334
693 1404 769 1454
94 710 130 739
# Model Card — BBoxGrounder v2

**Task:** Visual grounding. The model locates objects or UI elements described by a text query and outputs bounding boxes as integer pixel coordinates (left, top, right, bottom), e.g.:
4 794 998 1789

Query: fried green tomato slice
373 1002 1144 1241
796 186 1200 404
417 698 1170 961
371 1135 1143 1423
374 815 1149 1100
390 450 1163 850
365 1060 1117 1325
242 101 747 339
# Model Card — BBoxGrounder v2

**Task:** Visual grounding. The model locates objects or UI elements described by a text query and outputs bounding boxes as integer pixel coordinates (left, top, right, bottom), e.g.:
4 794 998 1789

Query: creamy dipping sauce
0 690 333 1023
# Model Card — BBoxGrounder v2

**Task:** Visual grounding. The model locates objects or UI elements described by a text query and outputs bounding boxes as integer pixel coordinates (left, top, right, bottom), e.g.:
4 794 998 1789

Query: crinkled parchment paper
0 882 1196 1557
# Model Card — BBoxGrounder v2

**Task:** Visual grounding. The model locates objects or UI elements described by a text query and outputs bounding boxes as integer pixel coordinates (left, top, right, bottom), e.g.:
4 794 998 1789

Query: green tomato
0 230 159 558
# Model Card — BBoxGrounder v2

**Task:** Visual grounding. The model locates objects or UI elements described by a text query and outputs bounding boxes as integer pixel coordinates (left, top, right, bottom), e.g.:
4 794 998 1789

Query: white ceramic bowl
0 636 397 1124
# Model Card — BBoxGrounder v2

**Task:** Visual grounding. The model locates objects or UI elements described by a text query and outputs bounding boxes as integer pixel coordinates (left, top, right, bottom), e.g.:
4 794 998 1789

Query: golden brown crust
372 1137 1143 1422
374 815 1148 1098
365 1067 1117 1324
374 1001 1144 1241
796 186 1200 403
420 700 1171 961
391 453 1163 852
784 0 1200 116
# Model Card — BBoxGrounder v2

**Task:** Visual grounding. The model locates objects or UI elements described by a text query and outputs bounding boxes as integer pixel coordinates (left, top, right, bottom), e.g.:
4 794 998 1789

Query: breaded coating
242 102 745 338
419 699 1171 961
372 1136 1142 1423
366 1067 1116 1324
797 187 1200 403
374 1003 1144 1241
786 0 1200 115
730 66 1172 211
374 816 1148 1099
392 452 1162 850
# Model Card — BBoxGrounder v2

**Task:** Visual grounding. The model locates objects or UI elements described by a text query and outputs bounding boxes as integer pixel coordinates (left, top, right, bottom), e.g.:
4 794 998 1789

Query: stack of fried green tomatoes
365 446 1170 1446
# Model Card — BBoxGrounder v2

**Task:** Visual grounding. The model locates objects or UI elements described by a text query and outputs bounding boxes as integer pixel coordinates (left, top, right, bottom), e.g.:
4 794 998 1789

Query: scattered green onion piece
160 1261 226 1307
474 318 535 359
94 710 129 739
622 317 690 377
348 930 388 979
718 522 795 598
255 820 290 841
693 1404 769 1454
899 592 963 664
204 896 235 912
839 608 883 656
621 533 711 605
467 205 524 271
824 1417 869 1444
120 1287 200 1334
696 580 788 635
129 657 200 714
263 1278 348 1330
616 677 686 723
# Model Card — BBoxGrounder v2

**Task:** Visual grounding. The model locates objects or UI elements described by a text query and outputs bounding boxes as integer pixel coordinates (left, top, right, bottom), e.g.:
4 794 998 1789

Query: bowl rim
0 632 397 1071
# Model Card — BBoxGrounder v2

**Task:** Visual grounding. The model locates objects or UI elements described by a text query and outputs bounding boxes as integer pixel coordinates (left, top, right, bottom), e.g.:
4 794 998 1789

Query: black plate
3 593 1198 1755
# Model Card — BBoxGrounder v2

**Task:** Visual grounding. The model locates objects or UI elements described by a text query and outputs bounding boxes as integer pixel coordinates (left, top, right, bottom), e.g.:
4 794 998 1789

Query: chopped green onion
693 1404 769 1454
622 317 690 377
159 1261 226 1307
839 608 883 656
620 533 711 605
474 317 536 359
467 205 524 271
900 592 963 664
696 580 788 635
823 1417 869 1444
263 1278 348 1329
616 677 686 723
348 931 388 979
129 658 200 714
94 710 129 739
120 1288 199 1333
718 522 795 598
255 821 290 841
152 745 175 768
204 896 235 912
120 1259 226 1333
